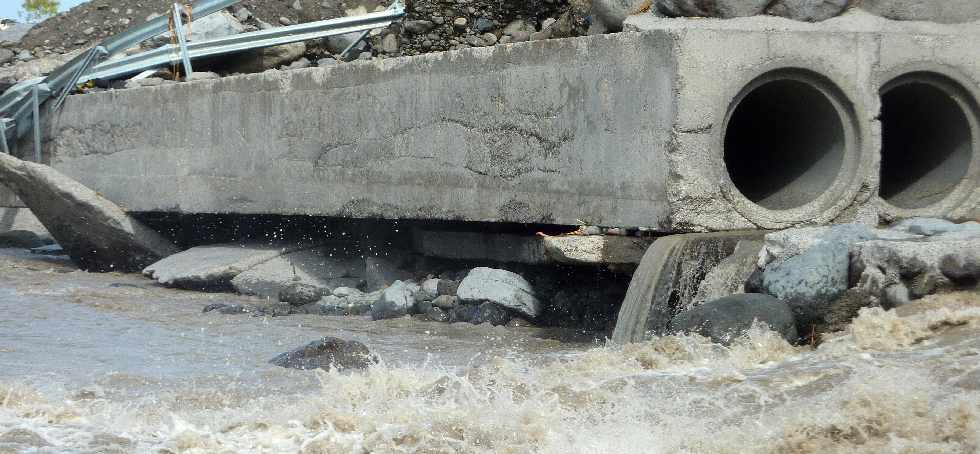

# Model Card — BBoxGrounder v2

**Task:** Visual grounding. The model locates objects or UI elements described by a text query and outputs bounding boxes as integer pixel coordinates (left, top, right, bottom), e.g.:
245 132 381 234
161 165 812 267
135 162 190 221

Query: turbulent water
1 248 979 453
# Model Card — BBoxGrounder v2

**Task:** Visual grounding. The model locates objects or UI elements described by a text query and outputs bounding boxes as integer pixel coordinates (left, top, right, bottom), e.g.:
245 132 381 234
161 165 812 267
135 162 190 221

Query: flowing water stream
1 248 978 453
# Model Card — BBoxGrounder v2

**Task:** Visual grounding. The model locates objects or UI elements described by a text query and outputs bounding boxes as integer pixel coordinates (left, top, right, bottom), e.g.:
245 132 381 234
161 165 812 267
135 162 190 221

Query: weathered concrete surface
42 16 979 230
0 153 178 271
626 12 980 224
49 33 674 229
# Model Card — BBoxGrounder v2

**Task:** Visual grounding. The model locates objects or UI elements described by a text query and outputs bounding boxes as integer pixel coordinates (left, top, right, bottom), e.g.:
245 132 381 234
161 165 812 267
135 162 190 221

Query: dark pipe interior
880 79 973 209
724 79 846 210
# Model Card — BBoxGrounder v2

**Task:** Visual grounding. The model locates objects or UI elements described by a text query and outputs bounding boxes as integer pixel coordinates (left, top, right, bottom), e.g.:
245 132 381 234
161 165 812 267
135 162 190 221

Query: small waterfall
611 231 763 344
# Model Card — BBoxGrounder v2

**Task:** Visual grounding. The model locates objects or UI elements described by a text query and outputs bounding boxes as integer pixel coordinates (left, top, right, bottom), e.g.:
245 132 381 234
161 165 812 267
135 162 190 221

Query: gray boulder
279 281 321 306
657 0 771 18
370 280 420 320
0 49 14 65
591 0 654 33
317 289 380 316
425 306 449 322
762 241 850 305
432 295 457 309
850 235 980 299
758 223 889 268
230 249 363 299
858 0 980 24
0 154 178 272
457 267 541 318
0 230 49 249
766 0 852 22
471 302 513 326
692 239 763 306
269 337 375 371
669 293 798 345
940 253 980 287
144 242 297 289
225 41 306 73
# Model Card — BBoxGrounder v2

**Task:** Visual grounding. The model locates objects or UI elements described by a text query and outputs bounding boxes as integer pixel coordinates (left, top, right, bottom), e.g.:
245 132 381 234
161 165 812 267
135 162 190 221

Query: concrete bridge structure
3 12 979 233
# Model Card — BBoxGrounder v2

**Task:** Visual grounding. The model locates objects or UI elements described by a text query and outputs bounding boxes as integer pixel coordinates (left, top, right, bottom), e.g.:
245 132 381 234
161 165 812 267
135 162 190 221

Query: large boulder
0 154 178 271
590 0 654 33
457 267 541 318
656 0 771 18
223 41 306 73
230 249 363 299
761 241 850 305
669 293 798 345
144 242 305 289
370 280 420 320
269 337 375 371
758 223 895 268
692 239 762 306
858 0 980 24
940 253 980 287
850 235 980 299
766 0 852 22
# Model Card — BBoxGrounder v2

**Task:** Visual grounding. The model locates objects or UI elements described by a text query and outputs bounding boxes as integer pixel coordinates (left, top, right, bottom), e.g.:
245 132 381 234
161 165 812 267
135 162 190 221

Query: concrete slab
42 15 979 230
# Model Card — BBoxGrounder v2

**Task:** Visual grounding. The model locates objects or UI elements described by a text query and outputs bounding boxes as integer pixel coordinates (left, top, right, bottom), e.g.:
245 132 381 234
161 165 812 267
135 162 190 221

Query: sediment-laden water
1 248 978 453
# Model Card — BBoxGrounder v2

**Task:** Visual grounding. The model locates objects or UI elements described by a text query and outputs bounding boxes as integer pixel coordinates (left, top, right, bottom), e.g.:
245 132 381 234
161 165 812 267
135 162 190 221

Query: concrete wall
47 33 676 228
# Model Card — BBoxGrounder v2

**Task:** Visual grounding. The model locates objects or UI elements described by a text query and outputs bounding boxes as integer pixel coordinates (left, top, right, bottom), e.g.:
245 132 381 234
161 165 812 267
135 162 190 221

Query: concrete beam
41 14 980 231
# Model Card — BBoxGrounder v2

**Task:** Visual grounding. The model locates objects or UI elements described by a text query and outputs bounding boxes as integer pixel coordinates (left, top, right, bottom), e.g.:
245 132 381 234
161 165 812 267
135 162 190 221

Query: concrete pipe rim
877 69 979 218
719 68 863 226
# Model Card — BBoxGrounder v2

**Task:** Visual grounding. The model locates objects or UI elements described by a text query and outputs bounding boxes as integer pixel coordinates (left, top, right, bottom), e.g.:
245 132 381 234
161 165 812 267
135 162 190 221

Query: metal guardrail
83 2 405 82
1 0 404 161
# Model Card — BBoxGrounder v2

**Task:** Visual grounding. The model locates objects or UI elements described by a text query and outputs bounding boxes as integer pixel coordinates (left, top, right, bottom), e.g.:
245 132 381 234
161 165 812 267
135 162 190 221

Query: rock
292 0 303 10
432 295 457 309
668 294 798 345
766 0 851 22
656 0 771 18
230 248 362 299
421 278 441 298
225 41 306 73
437 279 459 296
692 239 763 306
472 302 512 326
316 57 338 67
186 11 247 42
416 299 433 314
279 281 321 306
0 154 178 272
269 337 375 371
940 253 980 287
15 50 33 61
761 241 849 305
759 224 887 268
380 33 400 54
234 7 252 22
850 235 980 299
284 57 311 70
474 17 496 33
481 33 498 46
457 267 541 318
792 288 880 336
279 17 294 26
0 230 49 248
0 22 33 44
425 306 449 322
403 20 434 34
370 280 420 320
858 0 980 24
0 49 13 65
202 303 249 315
890 218 980 237
315 294 372 316
145 243 300 289
503 19 535 36
591 0 653 33
453 17 468 29
448 303 480 323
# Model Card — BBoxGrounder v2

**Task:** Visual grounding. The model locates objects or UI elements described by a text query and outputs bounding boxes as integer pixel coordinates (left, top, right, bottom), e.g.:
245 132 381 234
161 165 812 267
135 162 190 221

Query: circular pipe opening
880 74 974 209
724 77 846 210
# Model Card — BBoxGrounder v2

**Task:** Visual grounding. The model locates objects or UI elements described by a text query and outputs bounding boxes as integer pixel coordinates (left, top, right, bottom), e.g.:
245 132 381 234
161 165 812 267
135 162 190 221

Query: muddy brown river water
0 248 978 453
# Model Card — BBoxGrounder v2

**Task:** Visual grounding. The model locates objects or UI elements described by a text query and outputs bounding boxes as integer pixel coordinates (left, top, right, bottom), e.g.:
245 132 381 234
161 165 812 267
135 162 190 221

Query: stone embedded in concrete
0 153 178 272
